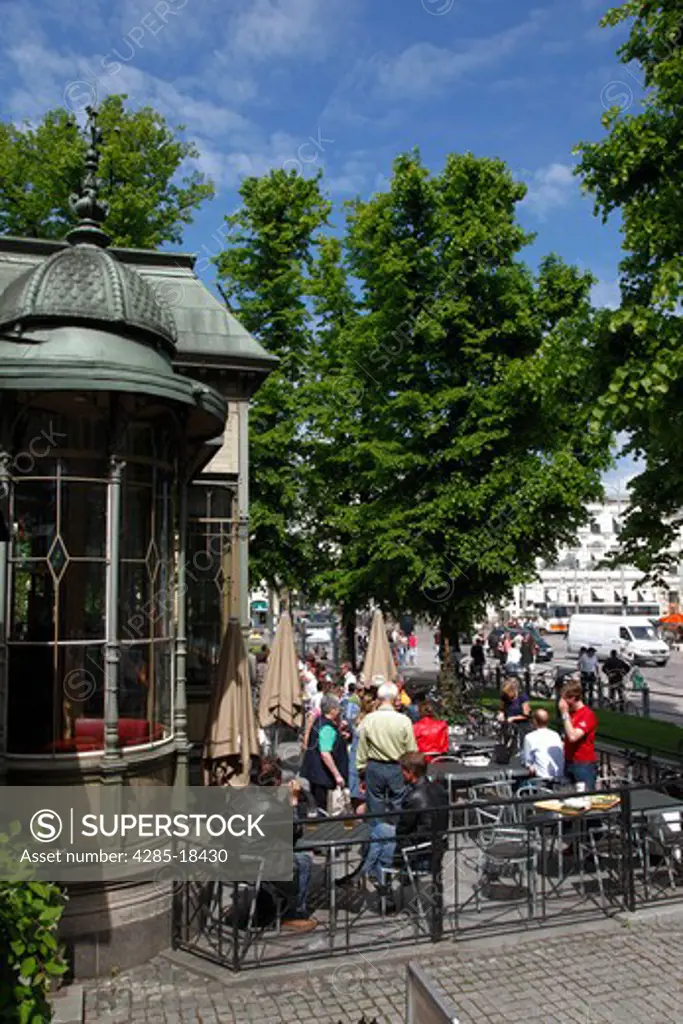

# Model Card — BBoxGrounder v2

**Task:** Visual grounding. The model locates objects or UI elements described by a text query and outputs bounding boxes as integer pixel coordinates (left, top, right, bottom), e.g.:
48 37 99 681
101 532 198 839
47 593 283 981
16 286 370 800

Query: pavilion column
237 401 250 640
0 452 10 784
174 480 190 789
103 457 124 769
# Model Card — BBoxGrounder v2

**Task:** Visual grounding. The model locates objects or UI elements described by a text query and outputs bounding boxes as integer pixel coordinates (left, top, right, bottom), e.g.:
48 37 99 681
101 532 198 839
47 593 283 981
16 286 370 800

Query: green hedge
0 824 69 1023
479 694 683 760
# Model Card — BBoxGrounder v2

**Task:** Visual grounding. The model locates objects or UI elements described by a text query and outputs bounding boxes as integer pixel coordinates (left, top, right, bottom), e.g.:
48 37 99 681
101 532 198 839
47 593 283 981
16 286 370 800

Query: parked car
486 627 554 662
566 614 669 667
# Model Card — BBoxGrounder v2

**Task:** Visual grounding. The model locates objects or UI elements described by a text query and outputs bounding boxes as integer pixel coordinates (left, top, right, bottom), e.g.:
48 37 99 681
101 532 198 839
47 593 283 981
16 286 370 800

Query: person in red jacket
412 701 449 763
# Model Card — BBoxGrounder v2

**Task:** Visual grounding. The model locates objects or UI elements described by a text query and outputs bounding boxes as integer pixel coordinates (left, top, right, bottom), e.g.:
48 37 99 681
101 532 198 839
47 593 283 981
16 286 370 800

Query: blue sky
0 0 640 475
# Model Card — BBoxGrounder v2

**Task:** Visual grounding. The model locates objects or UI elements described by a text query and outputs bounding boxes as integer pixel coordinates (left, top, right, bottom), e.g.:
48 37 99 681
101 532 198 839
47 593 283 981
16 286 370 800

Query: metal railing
173 773 683 972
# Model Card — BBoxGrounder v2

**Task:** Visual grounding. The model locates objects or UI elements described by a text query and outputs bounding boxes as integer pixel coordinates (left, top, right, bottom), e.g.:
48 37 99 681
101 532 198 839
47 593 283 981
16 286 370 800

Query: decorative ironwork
145 539 161 584
67 106 110 248
47 535 69 584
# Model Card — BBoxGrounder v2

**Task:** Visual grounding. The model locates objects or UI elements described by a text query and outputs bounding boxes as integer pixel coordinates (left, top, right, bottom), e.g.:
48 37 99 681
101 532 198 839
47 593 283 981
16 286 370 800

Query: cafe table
297 817 371 940
428 755 528 790
529 787 683 902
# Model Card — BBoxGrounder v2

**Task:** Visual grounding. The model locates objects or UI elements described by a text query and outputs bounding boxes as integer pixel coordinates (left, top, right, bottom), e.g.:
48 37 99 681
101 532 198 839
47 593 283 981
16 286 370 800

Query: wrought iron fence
173 772 683 973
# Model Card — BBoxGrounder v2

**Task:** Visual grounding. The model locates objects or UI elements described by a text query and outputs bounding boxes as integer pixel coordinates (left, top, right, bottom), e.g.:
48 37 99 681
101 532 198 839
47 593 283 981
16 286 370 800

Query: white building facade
511 497 683 617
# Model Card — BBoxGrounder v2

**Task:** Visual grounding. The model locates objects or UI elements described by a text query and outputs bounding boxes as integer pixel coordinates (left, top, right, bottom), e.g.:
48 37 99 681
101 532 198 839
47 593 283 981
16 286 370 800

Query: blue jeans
363 822 396 883
294 851 312 915
365 760 405 816
566 761 597 791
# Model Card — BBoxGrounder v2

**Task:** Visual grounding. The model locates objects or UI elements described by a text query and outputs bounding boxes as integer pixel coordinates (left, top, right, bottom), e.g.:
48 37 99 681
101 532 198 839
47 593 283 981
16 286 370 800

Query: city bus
543 604 571 634
577 603 661 618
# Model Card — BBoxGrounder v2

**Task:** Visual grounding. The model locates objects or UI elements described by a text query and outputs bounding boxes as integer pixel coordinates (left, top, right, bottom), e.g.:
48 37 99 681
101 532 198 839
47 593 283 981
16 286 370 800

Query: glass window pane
12 479 57 557
119 643 172 743
59 562 106 640
121 481 152 559
10 564 54 642
120 562 152 641
7 643 105 753
60 481 107 558
119 644 150 722
152 642 173 737
7 645 55 752
59 644 105 746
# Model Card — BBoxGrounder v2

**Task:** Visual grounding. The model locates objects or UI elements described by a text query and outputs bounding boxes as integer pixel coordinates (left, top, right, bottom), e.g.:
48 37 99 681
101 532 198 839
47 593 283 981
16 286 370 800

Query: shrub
0 824 69 1023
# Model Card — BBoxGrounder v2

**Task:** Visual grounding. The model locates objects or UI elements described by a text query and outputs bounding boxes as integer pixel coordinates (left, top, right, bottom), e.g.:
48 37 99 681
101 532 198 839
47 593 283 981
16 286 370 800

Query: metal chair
379 841 440 931
465 781 538 916
641 810 682 897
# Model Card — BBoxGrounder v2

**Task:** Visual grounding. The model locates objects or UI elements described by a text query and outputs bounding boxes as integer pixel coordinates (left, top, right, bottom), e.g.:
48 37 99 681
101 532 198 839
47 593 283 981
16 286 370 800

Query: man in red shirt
558 680 598 790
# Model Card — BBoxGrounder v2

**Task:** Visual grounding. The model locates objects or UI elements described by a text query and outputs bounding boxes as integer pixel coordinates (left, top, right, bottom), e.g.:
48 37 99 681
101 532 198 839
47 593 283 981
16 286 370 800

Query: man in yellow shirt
356 682 418 814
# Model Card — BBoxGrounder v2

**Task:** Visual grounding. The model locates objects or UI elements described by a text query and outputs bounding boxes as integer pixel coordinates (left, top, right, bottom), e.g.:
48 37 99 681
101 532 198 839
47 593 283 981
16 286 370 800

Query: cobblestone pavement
85 912 683 1023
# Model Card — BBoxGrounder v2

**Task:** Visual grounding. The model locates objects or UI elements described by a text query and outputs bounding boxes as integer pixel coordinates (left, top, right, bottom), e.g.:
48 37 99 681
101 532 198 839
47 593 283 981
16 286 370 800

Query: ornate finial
66 106 110 247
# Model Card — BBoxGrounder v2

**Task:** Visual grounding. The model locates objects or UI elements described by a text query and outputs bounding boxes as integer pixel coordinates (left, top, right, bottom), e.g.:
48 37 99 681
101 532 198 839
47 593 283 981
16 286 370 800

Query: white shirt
579 652 598 673
522 727 565 781
302 669 318 702
506 646 521 666
343 670 357 693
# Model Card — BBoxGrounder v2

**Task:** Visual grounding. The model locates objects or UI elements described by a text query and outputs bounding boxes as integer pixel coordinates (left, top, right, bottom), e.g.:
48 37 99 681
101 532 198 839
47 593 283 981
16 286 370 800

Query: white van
566 615 669 666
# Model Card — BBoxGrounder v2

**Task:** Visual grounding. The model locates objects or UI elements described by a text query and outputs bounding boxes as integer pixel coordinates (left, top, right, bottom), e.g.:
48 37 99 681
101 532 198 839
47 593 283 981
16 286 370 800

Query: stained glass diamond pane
47 536 69 583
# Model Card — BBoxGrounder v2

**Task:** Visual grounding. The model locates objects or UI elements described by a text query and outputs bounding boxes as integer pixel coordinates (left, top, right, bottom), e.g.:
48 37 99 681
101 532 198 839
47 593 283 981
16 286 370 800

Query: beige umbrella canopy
203 617 260 786
362 608 398 683
259 610 303 730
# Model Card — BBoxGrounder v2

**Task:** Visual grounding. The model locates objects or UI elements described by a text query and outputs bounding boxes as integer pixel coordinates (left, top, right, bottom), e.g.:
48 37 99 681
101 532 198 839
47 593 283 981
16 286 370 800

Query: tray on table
534 794 621 816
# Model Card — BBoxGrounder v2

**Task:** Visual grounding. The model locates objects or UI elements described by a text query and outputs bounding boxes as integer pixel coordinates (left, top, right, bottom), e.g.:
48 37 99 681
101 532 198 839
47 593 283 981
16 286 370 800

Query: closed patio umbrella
362 608 398 683
259 610 303 731
203 617 259 786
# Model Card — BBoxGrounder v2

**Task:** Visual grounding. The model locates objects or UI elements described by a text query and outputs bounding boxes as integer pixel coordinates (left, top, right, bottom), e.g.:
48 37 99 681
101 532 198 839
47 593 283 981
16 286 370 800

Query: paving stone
83 914 683 1023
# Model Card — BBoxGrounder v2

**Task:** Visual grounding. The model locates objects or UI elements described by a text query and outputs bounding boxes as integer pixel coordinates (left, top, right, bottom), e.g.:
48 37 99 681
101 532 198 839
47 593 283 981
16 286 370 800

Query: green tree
215 170 331 591
576 0 683 577
314 153 611 658
0 95 213 247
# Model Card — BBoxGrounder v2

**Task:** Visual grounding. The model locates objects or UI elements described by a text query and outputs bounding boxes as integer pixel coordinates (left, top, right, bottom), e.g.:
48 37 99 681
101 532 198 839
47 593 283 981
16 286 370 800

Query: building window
119 460 175 743
6 408 177 755
590 522 601 534
7 447 108 753
186 485 236 691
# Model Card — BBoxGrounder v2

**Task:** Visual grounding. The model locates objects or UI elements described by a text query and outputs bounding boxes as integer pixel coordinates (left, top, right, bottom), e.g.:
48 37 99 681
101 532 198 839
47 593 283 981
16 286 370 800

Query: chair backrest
467 781 513 830
516 780 553 799
515 780 554 822
653 809 682 842
597 774 632 792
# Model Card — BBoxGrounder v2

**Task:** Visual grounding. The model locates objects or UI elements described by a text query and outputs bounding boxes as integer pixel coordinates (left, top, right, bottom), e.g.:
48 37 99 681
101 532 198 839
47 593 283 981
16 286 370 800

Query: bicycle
526 667 554 700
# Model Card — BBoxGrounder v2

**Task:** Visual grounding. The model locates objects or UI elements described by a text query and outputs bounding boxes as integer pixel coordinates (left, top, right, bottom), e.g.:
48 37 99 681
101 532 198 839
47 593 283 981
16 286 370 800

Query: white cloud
195 130 327 189
521 162 576 218
3 41 255 142
591 278 621 309
376 15 543 99
231 0 337 61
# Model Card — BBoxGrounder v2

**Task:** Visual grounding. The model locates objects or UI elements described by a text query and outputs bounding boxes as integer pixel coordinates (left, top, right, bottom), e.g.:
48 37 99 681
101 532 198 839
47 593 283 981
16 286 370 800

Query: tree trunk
439 611 464 717
342 603 357 671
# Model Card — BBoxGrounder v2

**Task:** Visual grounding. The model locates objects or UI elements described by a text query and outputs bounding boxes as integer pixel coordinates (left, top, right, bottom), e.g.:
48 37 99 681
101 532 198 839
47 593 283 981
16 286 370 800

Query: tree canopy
576 0 683 577
0 95 213 248
215 170 332 591
216 153 612 641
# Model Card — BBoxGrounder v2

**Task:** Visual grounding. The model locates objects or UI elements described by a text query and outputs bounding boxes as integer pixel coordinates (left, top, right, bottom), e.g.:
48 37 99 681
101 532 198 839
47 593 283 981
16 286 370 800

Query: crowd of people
498 675 598 789
241 629 605 932
249 654 453 927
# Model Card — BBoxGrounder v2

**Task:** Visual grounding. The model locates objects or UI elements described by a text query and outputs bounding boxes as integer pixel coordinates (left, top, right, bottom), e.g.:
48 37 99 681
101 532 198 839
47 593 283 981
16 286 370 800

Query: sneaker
282 916 318 932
